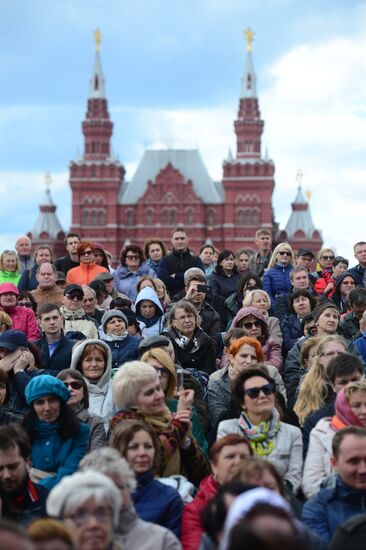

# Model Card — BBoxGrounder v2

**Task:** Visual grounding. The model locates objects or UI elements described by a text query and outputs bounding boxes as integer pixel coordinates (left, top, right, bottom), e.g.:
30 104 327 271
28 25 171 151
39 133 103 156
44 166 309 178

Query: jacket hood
232 306 269 342
334 271 358 296
70 339 112 393
135 286 163 314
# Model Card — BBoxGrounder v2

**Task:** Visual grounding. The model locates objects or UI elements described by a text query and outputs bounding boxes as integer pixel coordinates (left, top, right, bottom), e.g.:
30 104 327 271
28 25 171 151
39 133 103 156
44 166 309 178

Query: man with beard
0 424 48 526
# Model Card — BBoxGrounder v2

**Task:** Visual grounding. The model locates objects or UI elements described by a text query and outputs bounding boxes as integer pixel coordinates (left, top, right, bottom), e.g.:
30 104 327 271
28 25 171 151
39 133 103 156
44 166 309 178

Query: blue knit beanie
25 374 70 405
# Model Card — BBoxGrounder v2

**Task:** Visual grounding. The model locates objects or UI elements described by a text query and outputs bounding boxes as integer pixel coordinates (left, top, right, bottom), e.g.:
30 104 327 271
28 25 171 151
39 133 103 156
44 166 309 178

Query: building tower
279 170 322 254
221 28 275 251
69 29 125 258
28 172 65 258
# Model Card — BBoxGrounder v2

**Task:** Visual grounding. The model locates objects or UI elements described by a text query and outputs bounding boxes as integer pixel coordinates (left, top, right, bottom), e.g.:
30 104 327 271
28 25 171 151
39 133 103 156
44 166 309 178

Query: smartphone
197 284 210 293
176 367 184 389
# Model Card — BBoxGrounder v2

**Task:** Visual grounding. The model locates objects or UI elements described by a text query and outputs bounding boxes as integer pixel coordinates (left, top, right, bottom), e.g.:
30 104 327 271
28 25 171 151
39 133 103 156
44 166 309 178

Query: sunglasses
64 381 83 390
126 255 139 260
244 383 275 399
242 320 262 330
154 367 170 378
278 251 292 257
80 250 93 256
65 293 83 301
321 255 334 260
18 302 33 308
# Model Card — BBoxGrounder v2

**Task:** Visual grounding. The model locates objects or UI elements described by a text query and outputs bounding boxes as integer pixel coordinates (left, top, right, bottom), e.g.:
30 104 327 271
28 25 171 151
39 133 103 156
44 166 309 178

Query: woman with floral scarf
217 367 303 493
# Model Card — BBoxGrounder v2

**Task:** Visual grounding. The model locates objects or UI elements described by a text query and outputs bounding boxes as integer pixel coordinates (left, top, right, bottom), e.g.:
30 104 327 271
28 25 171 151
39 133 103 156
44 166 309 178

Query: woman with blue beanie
23 374 89 490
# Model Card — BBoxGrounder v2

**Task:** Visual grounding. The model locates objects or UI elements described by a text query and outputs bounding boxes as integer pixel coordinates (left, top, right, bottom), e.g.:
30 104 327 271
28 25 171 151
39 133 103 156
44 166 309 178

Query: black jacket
163 326 216 376
157 249 205 294
34 333 76 372
54 255 79 275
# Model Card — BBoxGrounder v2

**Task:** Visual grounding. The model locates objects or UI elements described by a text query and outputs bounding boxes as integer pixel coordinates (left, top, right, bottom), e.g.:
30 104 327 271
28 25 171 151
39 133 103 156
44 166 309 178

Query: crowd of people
1 229 366 549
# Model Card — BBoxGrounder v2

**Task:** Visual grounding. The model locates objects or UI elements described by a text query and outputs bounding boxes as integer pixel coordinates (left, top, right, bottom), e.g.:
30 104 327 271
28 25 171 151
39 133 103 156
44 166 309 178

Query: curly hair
119 245 144 266
144 239 167 259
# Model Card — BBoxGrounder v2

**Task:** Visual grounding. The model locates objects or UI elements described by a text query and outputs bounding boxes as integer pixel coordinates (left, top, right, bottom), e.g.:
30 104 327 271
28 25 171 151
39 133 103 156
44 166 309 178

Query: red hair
228 336 264 363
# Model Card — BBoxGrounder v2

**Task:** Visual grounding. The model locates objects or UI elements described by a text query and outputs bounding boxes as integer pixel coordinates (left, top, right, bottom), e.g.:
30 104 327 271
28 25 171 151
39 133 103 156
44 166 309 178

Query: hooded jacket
70 339 115 430
0 304 40 340
135 286 164 337
114 263 156 302
231 307 283 371
331 272 358 314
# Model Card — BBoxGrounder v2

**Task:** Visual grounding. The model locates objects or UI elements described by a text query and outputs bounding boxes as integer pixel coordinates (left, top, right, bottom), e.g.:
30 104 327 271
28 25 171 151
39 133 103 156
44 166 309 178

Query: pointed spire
31 172 64 240
89 29 106 99
284 172 317 238
241 28 257 98
227 148 234 162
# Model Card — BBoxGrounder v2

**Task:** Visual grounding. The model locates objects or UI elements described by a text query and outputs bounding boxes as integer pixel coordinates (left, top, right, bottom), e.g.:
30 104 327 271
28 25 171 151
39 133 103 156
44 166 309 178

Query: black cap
298 248 314 258
63 284 84 297
138 335 170 357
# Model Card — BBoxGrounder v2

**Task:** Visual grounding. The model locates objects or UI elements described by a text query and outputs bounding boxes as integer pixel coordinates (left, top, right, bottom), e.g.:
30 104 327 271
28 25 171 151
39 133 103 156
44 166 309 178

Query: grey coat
217 418 303 491
207 364 287 431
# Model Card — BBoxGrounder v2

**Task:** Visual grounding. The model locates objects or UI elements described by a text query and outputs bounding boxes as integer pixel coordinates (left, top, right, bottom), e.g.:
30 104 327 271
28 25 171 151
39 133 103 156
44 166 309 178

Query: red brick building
31 35 322 259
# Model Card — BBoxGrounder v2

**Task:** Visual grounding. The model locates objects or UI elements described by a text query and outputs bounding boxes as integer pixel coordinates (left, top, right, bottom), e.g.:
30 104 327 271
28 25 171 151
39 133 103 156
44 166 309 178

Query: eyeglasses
65 293 83 301
154 367 170 378
126 254 139 260
244 383 275 399
79 250 93 256
278 251 292 257
242 320 262 330
18 302 33 308
246 285 260 291
65 506 112 526
64 381 83 390
321 255 334 260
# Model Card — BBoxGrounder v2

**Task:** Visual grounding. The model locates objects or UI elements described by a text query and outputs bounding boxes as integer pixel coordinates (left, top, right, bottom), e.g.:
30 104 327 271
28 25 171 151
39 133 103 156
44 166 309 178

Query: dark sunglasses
242 320 262 330
65 293 83 301
321 255 334 260
246 284 260 291
126 254 139 260
244 383 275 399
278 251 292 257
18 302 33 308
80 250 93 256
64 381 83 390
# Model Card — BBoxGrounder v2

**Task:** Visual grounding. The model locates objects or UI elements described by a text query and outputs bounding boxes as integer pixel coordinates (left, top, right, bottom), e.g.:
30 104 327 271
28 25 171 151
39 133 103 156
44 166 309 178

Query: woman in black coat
209 250 243 300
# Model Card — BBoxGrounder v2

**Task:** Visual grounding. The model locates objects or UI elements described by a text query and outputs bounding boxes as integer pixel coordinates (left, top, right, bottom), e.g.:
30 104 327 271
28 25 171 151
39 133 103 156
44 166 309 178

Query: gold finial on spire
94 28 101 53
45 171 52 192
244 27 255 52
305 189 312 202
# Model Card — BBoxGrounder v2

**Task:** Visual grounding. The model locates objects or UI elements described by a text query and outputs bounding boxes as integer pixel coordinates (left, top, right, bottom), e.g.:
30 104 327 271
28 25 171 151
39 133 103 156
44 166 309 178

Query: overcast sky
0 0 365 262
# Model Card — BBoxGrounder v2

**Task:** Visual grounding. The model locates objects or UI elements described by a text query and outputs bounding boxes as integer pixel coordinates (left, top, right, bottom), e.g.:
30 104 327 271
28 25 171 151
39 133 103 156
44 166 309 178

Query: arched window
163 209 169 225
91 210 97 226
170 210 176 225
98 210 106 226
207 209 215 226
82 209 89 225
244 209 252 225
146 209 154 226
127 210 134 227
252 208 260 225
186 208 193 225
236 208 244 226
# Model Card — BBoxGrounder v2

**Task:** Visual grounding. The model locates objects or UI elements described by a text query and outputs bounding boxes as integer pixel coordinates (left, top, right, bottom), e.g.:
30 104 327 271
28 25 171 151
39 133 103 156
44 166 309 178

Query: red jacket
66 263 109 286
2 305 40 341
182 474 218 550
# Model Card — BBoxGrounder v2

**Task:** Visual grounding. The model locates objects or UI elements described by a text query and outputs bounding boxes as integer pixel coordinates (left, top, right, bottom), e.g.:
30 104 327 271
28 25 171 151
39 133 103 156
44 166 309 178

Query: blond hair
267 242 295 269
294 335 347 425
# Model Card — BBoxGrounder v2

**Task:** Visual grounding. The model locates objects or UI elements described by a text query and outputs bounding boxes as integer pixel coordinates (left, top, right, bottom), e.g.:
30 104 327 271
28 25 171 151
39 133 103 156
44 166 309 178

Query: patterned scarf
238 408 281 457
171 327 199 354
